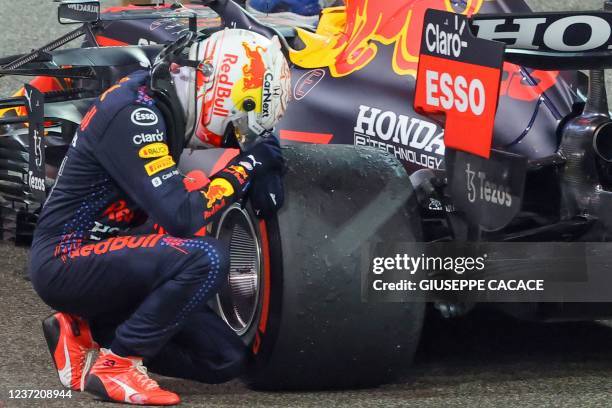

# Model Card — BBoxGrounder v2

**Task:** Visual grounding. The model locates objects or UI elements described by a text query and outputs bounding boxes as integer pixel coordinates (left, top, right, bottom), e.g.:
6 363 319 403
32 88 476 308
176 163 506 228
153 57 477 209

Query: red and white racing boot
84 348 180 406
42 312 99 391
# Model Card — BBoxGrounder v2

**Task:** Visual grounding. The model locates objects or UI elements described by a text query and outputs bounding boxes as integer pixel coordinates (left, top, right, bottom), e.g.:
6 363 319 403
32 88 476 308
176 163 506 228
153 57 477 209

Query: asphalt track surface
3 0 612 407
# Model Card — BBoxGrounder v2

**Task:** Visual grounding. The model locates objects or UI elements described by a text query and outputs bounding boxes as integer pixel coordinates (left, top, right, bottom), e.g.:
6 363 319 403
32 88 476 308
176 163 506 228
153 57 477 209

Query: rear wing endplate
0 85 46 202
24 85 47 203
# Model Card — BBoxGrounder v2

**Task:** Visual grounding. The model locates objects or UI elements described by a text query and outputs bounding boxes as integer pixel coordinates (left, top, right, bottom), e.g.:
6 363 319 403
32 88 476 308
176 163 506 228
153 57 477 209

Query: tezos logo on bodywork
28 171 45 193
465 163 512 207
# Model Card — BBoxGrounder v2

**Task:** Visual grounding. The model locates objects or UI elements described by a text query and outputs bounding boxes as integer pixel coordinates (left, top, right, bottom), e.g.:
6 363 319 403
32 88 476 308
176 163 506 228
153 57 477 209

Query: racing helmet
172 29 291 148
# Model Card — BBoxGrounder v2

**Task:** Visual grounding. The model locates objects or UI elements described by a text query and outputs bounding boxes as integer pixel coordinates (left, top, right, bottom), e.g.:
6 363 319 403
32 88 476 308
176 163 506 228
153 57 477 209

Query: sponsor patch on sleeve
131 107 159 126
144 155 175 176
139 142 169 159
202 178 234 209
225 165 249 185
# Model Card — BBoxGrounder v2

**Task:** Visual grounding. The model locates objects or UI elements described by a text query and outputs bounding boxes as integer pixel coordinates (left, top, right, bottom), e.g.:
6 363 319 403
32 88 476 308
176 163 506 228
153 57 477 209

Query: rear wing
56 0 199 30
472 10 612 70
414 6 612 232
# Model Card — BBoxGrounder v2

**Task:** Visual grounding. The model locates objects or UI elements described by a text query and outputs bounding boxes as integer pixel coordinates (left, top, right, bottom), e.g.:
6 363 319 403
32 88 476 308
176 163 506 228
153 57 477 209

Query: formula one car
2 0 612 391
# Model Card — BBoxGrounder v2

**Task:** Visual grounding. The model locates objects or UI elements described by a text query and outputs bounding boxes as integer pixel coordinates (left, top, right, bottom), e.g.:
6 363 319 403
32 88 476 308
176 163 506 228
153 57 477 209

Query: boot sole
42 313 97 391
42 313 70 388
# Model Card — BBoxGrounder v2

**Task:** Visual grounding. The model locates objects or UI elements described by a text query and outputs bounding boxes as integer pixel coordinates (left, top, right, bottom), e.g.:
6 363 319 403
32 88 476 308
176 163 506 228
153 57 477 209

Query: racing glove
249 171 285 219
241 136 285 176
215 136 284 190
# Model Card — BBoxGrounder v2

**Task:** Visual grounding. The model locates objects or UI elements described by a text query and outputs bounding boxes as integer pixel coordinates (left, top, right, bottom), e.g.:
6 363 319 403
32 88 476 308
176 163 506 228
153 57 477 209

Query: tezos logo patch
28 171 45 192
465 163 512 208
131 108 158 126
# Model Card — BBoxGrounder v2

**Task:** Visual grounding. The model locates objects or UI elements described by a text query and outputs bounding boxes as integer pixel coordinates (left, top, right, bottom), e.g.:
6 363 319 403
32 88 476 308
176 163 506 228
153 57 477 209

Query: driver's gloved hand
249 170 285 219
216 136 285 199
240 136 285 177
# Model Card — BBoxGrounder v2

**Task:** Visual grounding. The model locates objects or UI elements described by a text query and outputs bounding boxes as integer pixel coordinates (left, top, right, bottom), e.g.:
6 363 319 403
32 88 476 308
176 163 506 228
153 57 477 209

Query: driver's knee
146 336 248 384
167 237 230 292
190 345 248 384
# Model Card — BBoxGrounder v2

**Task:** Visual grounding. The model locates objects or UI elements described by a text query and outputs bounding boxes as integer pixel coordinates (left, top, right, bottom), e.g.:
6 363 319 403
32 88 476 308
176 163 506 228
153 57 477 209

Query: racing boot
84 348 180 406
42 312 99 391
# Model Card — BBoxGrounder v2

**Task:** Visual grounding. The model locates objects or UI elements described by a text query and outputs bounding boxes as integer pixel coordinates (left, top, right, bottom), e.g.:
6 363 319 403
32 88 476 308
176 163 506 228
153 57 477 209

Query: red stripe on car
95 36 129 47
279 130 333 144
209 149 239 176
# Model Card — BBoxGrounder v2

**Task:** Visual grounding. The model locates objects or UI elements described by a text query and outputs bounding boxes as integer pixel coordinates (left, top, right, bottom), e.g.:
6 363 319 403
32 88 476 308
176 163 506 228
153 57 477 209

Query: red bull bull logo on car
290 0 484 77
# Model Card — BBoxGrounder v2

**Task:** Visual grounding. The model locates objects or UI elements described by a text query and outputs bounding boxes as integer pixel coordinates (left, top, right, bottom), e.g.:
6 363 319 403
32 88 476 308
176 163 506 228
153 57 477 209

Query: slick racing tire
214 144 425 390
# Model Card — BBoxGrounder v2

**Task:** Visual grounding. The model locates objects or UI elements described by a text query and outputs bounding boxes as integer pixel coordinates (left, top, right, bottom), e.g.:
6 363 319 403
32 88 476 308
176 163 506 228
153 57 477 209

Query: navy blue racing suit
29 70 255 383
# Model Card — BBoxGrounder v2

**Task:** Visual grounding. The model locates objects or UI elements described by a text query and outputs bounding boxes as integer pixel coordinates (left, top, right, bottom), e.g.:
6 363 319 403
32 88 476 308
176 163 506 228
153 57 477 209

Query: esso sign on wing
425 71 485 116
414 9 505 159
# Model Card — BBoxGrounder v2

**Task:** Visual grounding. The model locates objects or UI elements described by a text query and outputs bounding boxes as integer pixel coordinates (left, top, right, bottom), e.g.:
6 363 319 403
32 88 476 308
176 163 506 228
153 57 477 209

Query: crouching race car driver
29 29 290 405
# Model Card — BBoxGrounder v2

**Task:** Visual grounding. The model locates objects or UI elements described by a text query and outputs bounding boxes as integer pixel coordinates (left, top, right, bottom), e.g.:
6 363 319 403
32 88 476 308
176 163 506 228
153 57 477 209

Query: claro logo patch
131 108 158 126
132 129 164 145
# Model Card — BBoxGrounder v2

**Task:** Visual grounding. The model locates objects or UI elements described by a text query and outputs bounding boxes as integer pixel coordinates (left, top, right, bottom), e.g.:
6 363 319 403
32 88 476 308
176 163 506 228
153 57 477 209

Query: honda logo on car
353 105 444 170
472 13 612 52
131 108 158 126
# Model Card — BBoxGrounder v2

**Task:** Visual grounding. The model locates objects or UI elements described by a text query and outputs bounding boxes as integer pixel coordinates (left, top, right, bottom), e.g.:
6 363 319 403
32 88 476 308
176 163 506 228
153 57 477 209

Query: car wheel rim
215 204 262 336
